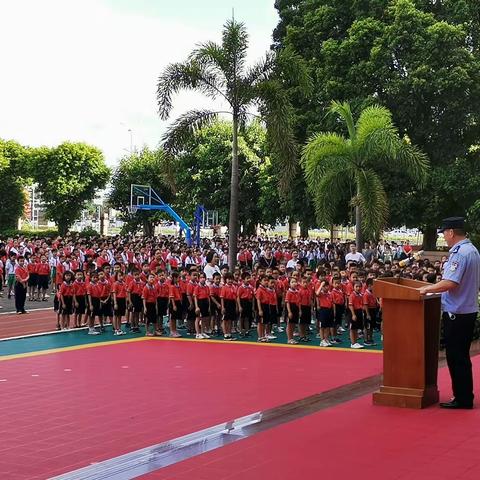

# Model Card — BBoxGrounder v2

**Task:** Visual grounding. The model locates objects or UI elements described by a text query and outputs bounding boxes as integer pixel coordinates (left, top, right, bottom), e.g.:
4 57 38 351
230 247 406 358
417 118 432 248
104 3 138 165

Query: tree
172 120 284 234
274 0 480 247
108 147 175 236
302 101 429 245
157 19 308 267
32 142 109 235
0 139 30 231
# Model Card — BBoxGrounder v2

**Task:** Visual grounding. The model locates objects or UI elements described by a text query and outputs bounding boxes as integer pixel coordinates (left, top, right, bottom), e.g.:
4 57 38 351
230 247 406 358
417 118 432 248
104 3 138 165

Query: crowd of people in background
0 234 448 348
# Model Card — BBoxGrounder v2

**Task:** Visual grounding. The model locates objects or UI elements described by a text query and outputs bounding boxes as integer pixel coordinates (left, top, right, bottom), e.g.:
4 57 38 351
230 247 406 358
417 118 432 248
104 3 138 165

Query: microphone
399 250 424 268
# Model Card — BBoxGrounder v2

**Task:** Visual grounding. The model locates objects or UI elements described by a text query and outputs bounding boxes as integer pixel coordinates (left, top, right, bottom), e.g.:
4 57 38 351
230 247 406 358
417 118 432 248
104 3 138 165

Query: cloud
0 0 277 167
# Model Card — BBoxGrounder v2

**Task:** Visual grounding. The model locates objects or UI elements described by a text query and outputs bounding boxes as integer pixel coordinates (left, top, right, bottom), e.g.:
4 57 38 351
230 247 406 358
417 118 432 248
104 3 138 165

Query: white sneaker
195 333 205 339
325 339 332 346
320 340 330 347
266 334 277 340
277 326 285 332
338 326 346 333
202 333 210 339
351 343 365 349
88 329 100 335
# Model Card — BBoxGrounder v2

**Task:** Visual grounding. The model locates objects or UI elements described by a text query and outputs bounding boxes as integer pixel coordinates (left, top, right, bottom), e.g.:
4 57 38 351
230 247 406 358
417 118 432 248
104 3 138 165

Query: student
209 272 222 335
348 281 365 349
220 272 237 341
59 271 75 330
127 269 143 333
6 253 17 299
285 277 300 344
14 256 29 314
168 272 183 337
73 270 87 328
87 271 103 334
316 280 335 347
186 270 199 335
237 272 254 337
27 256 39 301
37 255 51 301
155 271 170 335
194 273 211 339
298 276 312 342
112 272 127 335
363 278 379 346
331 276 346 337
142 274 158 336
255 275 270 342
98 270 112 332
265 277 278 340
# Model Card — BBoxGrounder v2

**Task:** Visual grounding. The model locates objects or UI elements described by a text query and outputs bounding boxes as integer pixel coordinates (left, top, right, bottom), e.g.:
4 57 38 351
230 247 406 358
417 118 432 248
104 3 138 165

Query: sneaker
118 330 126 335
338 326 346 333
363 341 373 346
257 337 269 342
299 336 310 342
266 334 277 340
315 333 321 339
320 340 330 347
202 333 211 339
288 339 299 344
277 326 285 332
195 333 205 339
293 332 300 337
170 332 182 338
224 335 233 341
351 343 365 349
88 329 100 335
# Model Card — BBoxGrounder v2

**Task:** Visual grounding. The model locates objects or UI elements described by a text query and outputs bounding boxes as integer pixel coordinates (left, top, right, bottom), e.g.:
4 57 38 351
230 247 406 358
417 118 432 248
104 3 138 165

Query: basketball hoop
128 206 138 214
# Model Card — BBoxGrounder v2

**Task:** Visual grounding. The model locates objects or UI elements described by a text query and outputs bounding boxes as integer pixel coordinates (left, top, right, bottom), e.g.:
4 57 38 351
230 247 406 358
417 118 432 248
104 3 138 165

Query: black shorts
259 303 270 324
317 307 334 328
157 297 169 317
288 303 299 324
300 305 311 325
240 299 253 321
269 304 278 323
366 307 378 329
61 296 74 315
210 296 221 316
223 299 236 321
131 293 143 313
351 309 364 330
38 275 49 290
334 304 345 326
54 295 60 312
145 302 157 324
114 297 127 316
75 295 86 314
100 298 113 318
186 299 196 320
28 273 38 287
91 297 102 317
197 298 210 317
277 297 284 318
170 300 183 320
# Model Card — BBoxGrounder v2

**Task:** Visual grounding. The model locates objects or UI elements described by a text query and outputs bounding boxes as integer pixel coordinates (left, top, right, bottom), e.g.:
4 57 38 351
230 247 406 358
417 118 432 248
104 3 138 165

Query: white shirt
345 252 366 264
204 263 220 281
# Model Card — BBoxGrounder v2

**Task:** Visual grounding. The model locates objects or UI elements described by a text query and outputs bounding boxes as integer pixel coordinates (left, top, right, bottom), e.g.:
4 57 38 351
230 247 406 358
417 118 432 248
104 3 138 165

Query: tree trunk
355 202 362 248
422 225 438 250
143 218 153 237
288 219 297 238
330 224 334 243
299 221 309 238
228 113 239 269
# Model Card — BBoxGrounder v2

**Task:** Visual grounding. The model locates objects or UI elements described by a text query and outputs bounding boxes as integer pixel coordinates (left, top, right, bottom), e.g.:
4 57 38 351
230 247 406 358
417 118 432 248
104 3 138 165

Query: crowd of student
0 235 447 348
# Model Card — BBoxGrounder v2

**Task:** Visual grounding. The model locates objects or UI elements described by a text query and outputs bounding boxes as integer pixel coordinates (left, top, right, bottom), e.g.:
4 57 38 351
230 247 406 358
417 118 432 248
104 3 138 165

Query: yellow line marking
151 336 383 353
0 337 150 362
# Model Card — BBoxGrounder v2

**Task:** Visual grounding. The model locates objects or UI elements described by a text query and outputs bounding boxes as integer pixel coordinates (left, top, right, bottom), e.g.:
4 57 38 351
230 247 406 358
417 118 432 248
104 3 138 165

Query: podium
373 278 441 409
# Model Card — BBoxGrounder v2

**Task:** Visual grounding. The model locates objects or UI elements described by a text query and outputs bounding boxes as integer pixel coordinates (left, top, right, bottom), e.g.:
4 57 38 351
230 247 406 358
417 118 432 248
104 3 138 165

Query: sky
0 0 279 166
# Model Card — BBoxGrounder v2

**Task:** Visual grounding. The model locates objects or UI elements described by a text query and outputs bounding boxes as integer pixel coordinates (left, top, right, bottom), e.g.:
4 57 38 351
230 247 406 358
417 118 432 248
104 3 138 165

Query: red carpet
0 339 382 479
144 355 480 480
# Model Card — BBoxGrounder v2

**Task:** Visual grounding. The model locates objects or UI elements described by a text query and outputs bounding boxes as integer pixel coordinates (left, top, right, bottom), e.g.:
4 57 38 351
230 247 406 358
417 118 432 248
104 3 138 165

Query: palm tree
157 19 308 268
302 101 429 246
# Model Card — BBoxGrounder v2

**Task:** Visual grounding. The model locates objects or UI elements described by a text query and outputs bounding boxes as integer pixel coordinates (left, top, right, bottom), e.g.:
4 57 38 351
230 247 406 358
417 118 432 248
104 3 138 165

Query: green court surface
0 325 383 357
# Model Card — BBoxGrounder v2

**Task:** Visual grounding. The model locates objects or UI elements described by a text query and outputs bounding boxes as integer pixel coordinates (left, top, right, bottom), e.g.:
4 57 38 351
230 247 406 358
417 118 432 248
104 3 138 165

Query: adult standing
203 250 220 283
419 217 480 409
258 246 277 269
345 243 366 265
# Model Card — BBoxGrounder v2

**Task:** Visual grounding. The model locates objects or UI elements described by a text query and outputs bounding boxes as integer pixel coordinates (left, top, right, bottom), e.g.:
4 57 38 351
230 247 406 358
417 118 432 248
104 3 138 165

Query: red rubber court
0 337 383 479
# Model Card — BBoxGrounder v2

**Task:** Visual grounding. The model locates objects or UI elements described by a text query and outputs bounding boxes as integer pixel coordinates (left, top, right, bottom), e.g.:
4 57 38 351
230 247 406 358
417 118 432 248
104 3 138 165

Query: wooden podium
373 278 442 409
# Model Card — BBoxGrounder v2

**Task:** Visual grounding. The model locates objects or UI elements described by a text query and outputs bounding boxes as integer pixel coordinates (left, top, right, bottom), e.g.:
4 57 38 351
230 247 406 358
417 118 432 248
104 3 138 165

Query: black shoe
439 400 473 409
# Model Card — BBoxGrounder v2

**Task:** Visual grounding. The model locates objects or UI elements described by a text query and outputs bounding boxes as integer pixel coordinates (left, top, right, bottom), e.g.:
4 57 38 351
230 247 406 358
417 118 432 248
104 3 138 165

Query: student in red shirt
194 272 211 339
112 271 127 335
127 269 144 333
220 273 237 341
349 281 366 349
59 271 75 329
285 277 300 344
255 275 271 342
142 273 158 336
237 272 254 337
27 256 39 302
298 276 312 342
316 280 335 347
14 256 29 314
272 268 285 333
168 272 183 338
73 270 88 329
37 255 51 301
186 270 199 336
363 278 379 346
331 276 346 337
87 271 104 333
98 270 112 330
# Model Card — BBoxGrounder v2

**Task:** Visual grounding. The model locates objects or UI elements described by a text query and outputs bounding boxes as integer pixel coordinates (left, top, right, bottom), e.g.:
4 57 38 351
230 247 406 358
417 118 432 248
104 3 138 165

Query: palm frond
329 101 356 140
302 132 351 184
162 110 219 153
157 61 226 120
395 141 430 187
244 52 276 86
255 80 298 192
356 169 388 238
275 45 313 95
222 19 249 81
192 40 227 75
310 169 353 228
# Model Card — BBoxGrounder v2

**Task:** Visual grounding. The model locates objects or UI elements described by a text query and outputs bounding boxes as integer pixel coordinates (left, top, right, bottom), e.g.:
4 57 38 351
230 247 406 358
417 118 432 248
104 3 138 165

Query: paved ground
0 289 54 314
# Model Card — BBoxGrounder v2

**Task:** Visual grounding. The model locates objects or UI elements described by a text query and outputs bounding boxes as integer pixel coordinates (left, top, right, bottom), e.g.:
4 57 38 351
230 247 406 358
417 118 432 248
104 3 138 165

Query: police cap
437 217 465 233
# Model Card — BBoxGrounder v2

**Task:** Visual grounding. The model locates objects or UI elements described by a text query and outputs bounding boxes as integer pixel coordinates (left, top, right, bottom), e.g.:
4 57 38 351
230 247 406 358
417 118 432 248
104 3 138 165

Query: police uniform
439 217 480 408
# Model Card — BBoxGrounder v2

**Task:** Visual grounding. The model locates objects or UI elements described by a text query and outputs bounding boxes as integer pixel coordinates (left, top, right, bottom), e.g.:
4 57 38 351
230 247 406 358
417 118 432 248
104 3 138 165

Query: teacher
419 217 480 409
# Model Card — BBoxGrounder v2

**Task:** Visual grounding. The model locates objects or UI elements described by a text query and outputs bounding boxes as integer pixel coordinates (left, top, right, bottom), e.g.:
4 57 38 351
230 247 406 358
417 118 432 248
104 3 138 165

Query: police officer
419 217 480 409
